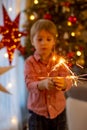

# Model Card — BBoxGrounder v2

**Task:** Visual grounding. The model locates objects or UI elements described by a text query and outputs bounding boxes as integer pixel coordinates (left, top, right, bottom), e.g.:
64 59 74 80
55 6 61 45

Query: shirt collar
33 51 56 65
33 51 41 61
33 51 49 65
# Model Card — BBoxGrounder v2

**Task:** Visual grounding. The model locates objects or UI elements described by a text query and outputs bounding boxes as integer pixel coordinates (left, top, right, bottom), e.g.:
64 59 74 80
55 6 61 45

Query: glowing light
52 55 57 61
76 63 84 69
0 5 26 64
34 0 39 4
67 21 72 26
76 51 81 56
11 116 18 125
4 53 8 58
7 83 12 88
18 33 22 37
39 55 87 88
8 7 12 12
29 14 35 20
71 32 75 37
51 56 77 86
52 57 66 71
62 62 75 75
59 58 66 64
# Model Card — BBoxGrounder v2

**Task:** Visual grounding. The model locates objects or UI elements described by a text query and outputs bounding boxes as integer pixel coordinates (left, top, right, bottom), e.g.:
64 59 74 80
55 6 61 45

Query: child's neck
41 54 51 62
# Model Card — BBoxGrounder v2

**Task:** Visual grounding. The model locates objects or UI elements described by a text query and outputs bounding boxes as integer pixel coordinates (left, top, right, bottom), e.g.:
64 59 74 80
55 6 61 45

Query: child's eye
47 38 51 41
38 38 42 41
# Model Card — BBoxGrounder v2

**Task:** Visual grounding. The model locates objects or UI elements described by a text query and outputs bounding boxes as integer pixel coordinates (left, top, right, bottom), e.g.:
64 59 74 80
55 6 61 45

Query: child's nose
41 40 48 45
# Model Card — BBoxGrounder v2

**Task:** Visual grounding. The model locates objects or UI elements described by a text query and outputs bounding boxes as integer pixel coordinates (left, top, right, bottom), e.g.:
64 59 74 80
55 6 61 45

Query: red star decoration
0 5 27 64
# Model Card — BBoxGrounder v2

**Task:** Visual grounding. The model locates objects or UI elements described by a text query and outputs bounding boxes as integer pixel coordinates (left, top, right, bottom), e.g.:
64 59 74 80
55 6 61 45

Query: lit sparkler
39 54 87 87
52 57 75 76
51 56 87 86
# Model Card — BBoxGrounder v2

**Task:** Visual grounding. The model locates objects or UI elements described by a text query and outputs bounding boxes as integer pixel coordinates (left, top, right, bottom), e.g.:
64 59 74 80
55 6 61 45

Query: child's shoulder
25 55 34 63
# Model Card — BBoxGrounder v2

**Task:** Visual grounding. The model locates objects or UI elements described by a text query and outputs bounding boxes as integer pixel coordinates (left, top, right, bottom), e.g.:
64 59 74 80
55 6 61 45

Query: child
24 19 72 130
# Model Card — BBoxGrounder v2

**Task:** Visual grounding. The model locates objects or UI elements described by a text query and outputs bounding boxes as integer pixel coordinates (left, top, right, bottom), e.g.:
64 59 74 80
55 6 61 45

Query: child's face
32 30 55 59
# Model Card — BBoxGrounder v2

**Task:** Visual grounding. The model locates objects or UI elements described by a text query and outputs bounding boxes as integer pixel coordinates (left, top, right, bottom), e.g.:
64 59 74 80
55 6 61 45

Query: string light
71 32 75 37
7 82 12 89
29 14 35 20
11 116 18 125
4 53 8 58
67 21 72 26
34 0 39 4
8 7 12 12
76 51 81 56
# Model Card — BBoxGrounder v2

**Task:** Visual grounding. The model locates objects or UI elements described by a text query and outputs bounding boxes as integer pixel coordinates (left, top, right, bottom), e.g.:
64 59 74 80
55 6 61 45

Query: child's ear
31 39 34 46
31 41 34 46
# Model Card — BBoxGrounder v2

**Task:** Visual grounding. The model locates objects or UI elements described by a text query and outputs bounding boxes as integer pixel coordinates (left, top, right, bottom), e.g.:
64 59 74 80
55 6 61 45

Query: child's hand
52 77 66 91
38 78 54 90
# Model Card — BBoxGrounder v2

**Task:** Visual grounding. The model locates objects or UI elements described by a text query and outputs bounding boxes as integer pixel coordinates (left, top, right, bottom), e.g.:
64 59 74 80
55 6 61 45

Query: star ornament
0 66 14 94
0 5 27 64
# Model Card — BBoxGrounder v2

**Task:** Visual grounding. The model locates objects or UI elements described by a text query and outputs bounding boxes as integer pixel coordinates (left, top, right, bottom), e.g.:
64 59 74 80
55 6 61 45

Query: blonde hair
30 19 58 42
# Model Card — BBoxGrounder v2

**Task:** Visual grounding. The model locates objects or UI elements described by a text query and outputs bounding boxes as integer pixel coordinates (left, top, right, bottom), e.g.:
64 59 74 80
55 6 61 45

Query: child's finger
56 86 62 91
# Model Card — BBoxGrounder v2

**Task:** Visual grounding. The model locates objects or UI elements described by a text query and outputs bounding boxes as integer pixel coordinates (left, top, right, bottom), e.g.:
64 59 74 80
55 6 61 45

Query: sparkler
51 57 75 76
39 54 87 87
52 55 87 86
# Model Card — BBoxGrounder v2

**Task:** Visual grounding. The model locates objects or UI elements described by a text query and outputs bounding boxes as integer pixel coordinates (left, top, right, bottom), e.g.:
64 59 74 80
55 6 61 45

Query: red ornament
67 62 73 67
79 46 84 51
43 13 52 20
61 2 71 7
0 5 27 64
68 15 77 24
67 52 75 58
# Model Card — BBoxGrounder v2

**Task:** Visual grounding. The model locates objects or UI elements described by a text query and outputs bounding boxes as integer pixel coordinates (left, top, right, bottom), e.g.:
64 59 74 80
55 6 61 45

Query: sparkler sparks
76 63 84 69
39 55 87 87
51 56 87 86
51 57 75 76
51 57 65 71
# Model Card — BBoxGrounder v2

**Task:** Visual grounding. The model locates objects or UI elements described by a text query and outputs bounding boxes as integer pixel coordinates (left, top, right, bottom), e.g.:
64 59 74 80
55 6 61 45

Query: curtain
0 0 28 130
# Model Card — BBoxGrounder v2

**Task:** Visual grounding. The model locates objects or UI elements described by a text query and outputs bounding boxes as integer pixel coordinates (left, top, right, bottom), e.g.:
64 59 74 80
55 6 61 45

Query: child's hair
30 19 58 42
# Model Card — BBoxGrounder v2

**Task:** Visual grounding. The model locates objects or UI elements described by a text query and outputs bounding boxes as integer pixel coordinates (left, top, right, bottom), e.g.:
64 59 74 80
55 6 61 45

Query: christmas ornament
0 5 27 64
68 15 77 24
0 66 14 75
61 2 71 7
0 84 11 94
43 12 52 20
67 52 75 58
61 2 71 13
0 66 14 94
63 32 69 39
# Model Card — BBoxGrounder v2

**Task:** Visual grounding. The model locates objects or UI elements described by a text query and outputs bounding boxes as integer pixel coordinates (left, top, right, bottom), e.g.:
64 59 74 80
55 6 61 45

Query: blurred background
0 0 87 130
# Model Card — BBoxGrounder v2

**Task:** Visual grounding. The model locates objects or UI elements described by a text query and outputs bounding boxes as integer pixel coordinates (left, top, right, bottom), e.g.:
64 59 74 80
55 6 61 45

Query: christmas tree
23 0 87 69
